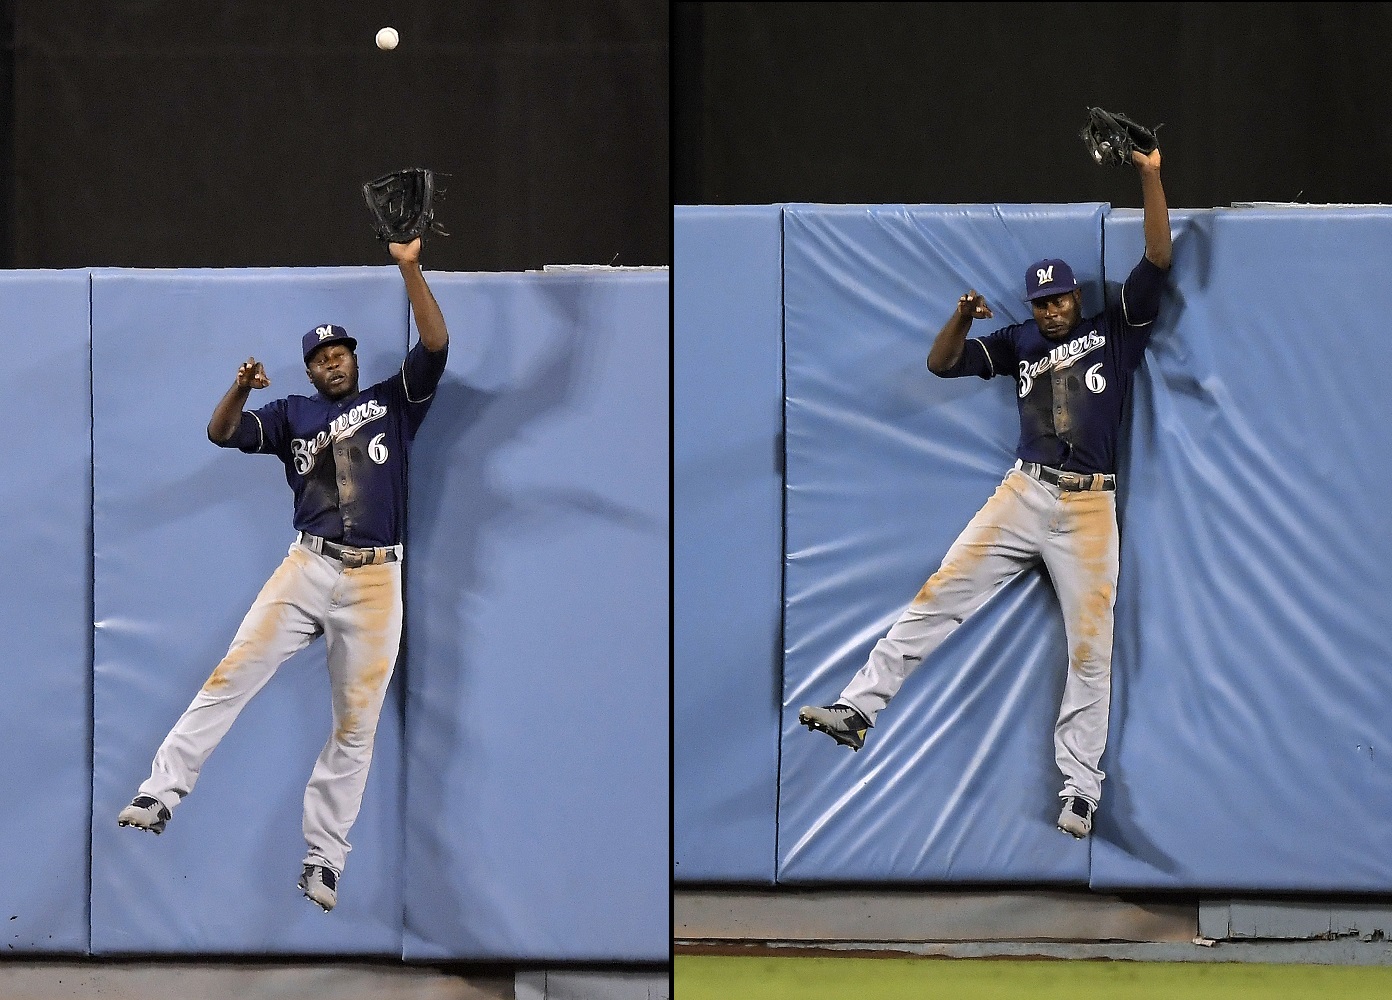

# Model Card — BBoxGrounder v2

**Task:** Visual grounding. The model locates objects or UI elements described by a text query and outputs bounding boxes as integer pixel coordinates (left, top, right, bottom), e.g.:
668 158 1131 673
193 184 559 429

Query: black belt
297 531 400 567
1017 461 1115 492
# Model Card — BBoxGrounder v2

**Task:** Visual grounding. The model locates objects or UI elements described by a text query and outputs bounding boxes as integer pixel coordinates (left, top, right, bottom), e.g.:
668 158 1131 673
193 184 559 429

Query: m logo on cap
316 325 334 341
1025 258 1079 301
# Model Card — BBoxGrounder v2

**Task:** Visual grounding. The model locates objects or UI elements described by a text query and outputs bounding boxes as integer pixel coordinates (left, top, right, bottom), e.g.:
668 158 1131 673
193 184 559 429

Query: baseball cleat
798 703 871 751
117 795 172 835
1057 796 1094 839
299 864 339 912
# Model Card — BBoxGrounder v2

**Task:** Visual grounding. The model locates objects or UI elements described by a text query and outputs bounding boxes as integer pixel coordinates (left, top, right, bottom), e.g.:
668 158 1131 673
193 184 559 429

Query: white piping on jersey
1121 284 1155 328
400 364 435 405
971 338 995 377
249 410 266 451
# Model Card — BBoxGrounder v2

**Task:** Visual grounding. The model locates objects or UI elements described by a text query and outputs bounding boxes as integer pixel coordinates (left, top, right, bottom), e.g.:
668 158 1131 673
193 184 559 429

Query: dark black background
674 2 1392 210
1 0 668 270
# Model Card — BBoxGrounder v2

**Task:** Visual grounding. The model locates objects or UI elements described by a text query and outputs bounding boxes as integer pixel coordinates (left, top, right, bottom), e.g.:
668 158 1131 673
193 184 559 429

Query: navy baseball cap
302 323 358 362
1024 259 1080 301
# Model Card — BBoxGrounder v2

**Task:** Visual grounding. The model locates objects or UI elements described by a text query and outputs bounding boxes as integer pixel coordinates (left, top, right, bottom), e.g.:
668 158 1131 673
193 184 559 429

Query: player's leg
120 545 329 832
300 557 403 899
1040 487 1120 836
800 470 1047 747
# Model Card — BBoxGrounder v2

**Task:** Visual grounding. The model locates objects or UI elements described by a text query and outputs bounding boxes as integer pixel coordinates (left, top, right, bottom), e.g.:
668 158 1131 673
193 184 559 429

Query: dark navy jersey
222 340 449 548
939 256 1167 475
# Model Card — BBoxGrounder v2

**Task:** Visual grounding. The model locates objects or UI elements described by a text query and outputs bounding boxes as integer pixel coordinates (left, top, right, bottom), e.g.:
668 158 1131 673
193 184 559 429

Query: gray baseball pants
838 466 1120 806
135 539 403 874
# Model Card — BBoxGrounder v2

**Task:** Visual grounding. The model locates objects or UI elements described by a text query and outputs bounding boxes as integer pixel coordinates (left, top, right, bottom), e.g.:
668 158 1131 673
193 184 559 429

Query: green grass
674 955 1392 999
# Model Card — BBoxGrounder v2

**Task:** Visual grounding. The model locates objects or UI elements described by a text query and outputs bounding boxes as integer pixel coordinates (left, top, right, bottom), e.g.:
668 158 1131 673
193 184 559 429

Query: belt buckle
1059 472 1083 490
339 548 368 568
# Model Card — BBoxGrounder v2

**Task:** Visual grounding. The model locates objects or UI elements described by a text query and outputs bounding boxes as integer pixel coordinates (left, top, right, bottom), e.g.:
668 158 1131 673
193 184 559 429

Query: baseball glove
361 167 448 243
1080 107 1162 167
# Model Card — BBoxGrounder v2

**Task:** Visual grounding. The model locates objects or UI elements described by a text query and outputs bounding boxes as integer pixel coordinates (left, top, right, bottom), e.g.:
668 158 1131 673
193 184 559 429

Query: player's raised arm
207 357 269 443
927 290 993 375
389 237 449 352
1133 147 1172 271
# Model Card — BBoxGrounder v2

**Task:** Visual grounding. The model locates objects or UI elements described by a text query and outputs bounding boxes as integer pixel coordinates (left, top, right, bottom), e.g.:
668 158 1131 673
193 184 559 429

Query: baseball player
118 235 449 911
799 145 1171 839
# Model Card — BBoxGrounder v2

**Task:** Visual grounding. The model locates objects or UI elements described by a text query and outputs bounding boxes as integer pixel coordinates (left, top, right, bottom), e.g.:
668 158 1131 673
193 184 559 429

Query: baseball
375 27 398 51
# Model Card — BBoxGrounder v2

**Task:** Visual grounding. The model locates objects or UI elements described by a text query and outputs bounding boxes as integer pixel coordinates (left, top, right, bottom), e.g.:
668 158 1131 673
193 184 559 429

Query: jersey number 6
1085 363 1106 393
368 433 389 465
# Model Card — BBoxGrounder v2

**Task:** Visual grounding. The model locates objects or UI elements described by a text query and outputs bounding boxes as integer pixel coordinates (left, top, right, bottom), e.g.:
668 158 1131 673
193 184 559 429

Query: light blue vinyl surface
401 271 669 961
0 272 94 952
674 206 784 884
777 205 1105 883
1092 207 1392 891
90 268 409 954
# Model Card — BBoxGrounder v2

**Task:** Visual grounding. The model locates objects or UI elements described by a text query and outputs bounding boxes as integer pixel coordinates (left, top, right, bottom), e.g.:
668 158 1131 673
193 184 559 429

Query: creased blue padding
401 272 668 962
1092 208 1392 892
0 273 92 953
779 205 1103 883
91 269 408 954
674 206 783 884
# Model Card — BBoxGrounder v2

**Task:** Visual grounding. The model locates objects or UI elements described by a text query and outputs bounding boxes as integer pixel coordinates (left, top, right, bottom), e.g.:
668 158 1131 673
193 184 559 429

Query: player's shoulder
980 319 1028 341
278 392 321 410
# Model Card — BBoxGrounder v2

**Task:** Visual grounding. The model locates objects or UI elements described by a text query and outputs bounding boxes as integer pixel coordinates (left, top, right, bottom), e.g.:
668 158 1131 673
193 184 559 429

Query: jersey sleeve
934 326 1017 381
400 340 449 404
1119 255 1167 328
220 398 290 456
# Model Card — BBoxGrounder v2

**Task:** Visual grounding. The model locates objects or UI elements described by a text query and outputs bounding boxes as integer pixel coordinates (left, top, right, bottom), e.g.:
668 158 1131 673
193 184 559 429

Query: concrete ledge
675 939 1392 966
676 888 1198 944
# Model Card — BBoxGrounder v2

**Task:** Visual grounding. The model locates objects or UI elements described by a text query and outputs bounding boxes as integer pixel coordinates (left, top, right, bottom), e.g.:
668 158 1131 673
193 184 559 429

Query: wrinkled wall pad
90 268 408 954
778 205 1104 883
1093 207 1392 892
402 272 669 961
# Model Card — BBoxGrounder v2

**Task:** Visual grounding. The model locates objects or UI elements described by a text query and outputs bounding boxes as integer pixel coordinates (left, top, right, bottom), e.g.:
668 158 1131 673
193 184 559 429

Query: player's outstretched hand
388 237 422 265
1132 146 1161 172
236 358 270 390
957 290 994 321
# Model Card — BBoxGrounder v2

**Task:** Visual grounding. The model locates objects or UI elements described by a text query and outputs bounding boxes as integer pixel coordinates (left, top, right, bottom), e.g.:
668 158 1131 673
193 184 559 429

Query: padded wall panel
0 272 93 952
674 206 784 883
778 205 1104 883
402 271 669 961
1092 208 1392 891
91 268 408 953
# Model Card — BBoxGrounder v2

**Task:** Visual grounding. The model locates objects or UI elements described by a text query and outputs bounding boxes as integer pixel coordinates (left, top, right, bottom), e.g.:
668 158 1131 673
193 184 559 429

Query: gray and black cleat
118 795 172 835
1057 796 1095 839
298 864 339 912
797 703 871 751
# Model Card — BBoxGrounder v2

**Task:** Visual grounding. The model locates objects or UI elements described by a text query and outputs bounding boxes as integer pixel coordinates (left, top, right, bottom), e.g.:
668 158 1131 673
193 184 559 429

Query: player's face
306 344 360 399
1031 290 1082 340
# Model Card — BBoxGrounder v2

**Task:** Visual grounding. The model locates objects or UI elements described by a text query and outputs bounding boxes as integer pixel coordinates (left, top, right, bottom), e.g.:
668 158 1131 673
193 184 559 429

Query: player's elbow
926 351 959 377
207 423 233 446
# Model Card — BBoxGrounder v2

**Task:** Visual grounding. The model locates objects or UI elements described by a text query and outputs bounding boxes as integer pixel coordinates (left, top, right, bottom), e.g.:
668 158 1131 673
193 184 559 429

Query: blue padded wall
91 268 409 954
0 272 93 952
674 206 784 884
401 271 669 962
778 205 1105 883
1092 207 1392 892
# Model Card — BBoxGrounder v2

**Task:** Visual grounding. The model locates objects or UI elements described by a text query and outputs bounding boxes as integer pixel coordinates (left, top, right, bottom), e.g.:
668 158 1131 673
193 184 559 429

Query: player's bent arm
927 314 970 375
207 383 254 444
928 292 991 375
401 261 449 352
